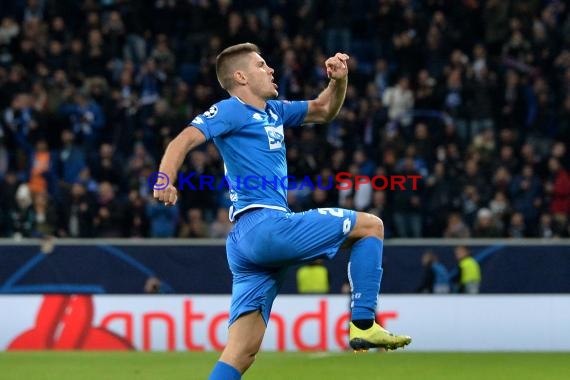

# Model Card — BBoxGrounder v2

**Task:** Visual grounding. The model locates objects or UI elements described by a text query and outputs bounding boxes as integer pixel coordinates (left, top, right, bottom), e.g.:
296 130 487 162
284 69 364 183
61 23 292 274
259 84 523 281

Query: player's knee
364 214 384 240
351 212 384 240
373 215 384 240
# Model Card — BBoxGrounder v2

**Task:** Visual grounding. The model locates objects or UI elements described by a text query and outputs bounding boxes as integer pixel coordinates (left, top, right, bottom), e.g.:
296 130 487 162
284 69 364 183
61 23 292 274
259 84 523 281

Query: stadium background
0 0 569 240
0 0 569 378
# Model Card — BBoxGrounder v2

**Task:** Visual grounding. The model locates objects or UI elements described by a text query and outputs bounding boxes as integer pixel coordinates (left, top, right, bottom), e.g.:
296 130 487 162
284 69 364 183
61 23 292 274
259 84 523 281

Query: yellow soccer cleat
349 322 412 352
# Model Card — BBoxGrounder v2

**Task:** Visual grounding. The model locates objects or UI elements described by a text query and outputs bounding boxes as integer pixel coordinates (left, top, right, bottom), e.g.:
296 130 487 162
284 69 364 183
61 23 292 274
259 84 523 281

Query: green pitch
1 352 568 380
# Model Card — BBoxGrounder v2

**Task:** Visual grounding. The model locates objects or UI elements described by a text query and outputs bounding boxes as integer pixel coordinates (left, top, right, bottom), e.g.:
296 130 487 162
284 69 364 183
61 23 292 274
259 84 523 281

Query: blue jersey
432 262 450 287
191 96 308 221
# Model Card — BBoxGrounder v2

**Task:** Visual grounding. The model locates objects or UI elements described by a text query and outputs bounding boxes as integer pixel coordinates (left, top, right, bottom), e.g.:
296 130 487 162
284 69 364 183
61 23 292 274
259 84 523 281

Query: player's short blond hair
216 43 260 91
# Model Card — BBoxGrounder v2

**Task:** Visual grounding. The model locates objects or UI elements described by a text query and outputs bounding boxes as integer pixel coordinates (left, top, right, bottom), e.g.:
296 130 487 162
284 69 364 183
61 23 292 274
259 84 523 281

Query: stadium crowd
0 0 569 239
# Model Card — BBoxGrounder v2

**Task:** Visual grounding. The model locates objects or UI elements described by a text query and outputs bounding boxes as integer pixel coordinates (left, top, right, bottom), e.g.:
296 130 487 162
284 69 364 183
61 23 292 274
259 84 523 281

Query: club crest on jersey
264 125 284 150
204 105 218 118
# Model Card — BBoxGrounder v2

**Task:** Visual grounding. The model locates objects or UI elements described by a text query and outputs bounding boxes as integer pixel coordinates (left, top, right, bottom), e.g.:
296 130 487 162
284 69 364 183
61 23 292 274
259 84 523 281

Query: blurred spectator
143 276 172 294
495 146 518 175
9 183 34 239
322 0 351 55
551 142 568 171
93 181 124 238
424 162 456 237
443 68 468 141
126 142 155 182
210 208 233 238
57 129 86 184
0 18 20 60
508 212 527 238
473 208 502 238
102 11 125 58
415 70 438 110
373 59 390 99
342 161 372 211
492 166 512 195
452 246 481 294
146 197 178 238
412 123 433 162
3 93 39 144
547 157 570 220
137 58 166 117
151 34 175 74
367 190 393 238
470 128 496 170
58 182 95 238
178 150 218 216
28 139 54 195
0 130 7 176
510 164 542 226
296 259 330 294
383 76 414 127
59 90 105 150
489 191 511 232
0 172 19 235
305 187 334 210
461 184 482 228
444 212 471 239
537 213 555 239
417 250 450 294
90 143 122 187
178 208 209 238
126 190 149 238
144 276 162 294
40 235 55 254
278 48 303 100
483 0 509 54
30 192 57 237
392 158 422 238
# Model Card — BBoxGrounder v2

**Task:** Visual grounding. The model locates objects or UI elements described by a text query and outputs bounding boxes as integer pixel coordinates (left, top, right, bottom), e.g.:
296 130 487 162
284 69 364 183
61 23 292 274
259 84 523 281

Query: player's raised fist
153 184 178 206
326 53 350 80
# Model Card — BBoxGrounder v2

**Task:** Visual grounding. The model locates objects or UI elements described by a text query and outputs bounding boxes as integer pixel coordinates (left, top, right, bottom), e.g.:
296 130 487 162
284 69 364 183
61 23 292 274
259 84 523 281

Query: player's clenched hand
326 53 349 80
153 184 178 206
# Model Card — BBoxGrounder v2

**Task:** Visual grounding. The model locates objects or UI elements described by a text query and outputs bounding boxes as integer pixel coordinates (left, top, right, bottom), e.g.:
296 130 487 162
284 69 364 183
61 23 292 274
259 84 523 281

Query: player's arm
154 126 206 205
303 53 349 124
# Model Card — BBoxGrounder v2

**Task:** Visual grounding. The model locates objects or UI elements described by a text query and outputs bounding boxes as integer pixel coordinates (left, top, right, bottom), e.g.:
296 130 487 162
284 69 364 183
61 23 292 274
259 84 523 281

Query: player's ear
233 70 247 86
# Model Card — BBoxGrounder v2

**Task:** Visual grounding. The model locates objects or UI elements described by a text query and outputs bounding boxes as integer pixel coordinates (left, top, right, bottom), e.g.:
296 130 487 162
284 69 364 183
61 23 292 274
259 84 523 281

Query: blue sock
208 361 241 380
348 236 383 321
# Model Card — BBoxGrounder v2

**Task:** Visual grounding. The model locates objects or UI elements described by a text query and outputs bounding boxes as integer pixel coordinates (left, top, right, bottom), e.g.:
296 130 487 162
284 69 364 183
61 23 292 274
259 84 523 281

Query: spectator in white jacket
383 76 414 126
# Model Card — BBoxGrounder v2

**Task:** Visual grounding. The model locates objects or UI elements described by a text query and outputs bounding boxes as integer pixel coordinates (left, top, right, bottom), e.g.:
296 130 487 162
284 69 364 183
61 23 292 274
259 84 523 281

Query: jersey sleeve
188 101 239 140
270 100 308 127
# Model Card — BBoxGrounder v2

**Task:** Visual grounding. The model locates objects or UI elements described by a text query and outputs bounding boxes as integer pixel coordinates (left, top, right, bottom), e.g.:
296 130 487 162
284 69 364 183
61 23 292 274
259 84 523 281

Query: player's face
245 53 278 99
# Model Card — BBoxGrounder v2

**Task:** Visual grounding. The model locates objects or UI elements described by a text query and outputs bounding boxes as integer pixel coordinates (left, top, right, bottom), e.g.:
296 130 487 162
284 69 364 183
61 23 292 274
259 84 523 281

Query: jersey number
317 208 343 217
318 208 352 234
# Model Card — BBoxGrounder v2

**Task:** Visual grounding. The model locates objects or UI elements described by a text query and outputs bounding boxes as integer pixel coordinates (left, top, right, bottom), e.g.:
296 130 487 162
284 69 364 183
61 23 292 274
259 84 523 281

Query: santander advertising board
3 295 570 351
4 295 398 352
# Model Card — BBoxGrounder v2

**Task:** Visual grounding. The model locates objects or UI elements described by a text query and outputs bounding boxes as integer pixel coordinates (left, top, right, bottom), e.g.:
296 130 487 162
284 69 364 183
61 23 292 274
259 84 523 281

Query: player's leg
345 212 411 351
243 208 409 349
242 208 387 335
209 311 266 380
345 212 384 324
210 214 288 379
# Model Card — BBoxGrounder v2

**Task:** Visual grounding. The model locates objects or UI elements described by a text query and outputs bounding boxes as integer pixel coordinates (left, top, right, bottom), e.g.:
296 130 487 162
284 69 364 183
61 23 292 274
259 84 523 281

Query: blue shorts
226 207 357 325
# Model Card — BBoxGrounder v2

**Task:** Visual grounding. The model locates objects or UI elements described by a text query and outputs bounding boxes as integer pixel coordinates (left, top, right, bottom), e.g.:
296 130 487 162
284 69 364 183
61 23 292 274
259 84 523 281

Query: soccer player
153 43 411 380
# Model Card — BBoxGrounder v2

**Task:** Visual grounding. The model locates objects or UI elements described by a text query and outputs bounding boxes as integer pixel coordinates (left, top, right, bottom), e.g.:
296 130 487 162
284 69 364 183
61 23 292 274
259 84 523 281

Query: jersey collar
232 95 268 113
